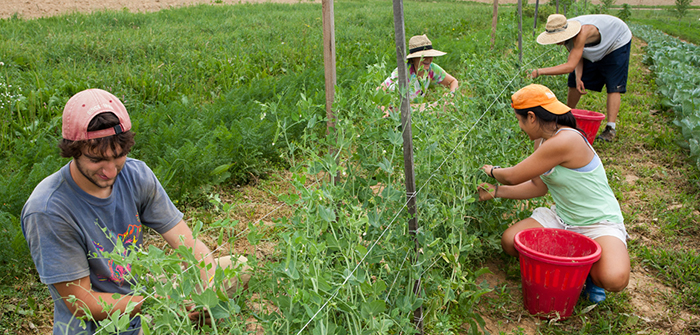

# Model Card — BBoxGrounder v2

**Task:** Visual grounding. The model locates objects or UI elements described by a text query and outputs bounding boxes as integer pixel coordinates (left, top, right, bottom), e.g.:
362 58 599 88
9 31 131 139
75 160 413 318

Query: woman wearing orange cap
478 84 629 303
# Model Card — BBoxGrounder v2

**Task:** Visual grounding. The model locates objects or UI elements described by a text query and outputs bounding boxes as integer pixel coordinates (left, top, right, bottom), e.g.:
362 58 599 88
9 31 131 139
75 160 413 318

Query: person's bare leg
606 92 621 124
566 87 582 109
589 236 630 292
501 218 544 257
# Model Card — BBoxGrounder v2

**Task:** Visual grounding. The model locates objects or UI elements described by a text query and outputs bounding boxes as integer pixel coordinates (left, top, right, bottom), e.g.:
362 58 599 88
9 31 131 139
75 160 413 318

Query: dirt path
0 0 320 20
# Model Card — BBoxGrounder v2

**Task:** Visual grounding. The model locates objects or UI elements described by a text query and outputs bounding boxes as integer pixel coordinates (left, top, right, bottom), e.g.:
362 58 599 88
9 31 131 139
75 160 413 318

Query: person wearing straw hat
477 84 630 304
530 14 632 142
20 88 251 335
378 34 459 115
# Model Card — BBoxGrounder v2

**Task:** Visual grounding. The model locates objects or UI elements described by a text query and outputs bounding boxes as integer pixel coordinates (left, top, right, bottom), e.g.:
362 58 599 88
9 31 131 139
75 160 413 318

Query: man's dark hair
58 112 135 158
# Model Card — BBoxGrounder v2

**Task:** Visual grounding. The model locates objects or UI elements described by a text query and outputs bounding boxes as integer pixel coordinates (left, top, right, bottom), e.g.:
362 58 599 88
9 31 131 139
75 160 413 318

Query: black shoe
596 126 616 142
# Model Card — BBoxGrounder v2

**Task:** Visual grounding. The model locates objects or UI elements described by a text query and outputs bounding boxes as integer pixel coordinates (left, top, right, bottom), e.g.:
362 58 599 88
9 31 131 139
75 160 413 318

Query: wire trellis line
295 50 554 333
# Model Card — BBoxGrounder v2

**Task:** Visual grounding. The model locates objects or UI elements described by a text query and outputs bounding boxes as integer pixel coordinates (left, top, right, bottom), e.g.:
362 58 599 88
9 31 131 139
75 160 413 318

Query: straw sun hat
406 34 446 59
536 14 582 45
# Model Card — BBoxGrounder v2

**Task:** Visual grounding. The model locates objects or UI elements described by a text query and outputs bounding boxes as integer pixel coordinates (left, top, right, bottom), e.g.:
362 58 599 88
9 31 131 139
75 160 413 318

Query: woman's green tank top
540 163 623 226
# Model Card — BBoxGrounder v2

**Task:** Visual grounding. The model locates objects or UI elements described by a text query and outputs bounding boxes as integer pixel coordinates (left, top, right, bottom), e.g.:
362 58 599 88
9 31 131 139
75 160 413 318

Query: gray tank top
564 14 632 62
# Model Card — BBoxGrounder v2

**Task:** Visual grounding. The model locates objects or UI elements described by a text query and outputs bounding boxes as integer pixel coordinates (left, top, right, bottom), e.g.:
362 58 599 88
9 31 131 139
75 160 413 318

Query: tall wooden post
533 0 540 36
391 0 422 333
518 0 523 64
322 0 338 183
490 0 499 49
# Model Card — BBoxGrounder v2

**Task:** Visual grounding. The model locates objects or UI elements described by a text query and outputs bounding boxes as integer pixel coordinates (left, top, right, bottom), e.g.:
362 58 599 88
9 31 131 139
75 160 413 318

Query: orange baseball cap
62 89 132 141
511 84 571 115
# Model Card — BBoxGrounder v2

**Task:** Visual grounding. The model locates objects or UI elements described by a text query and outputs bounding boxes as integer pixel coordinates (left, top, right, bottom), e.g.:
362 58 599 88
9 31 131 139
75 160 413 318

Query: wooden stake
518 0 523 64
533 0 540 37
322 0 338 184
391 0 422 332
491 0 499 49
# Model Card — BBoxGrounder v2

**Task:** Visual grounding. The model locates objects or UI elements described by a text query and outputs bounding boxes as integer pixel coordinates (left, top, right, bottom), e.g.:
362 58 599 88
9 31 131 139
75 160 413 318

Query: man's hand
576 79 587 95
187 304 212 328
380 105 395 118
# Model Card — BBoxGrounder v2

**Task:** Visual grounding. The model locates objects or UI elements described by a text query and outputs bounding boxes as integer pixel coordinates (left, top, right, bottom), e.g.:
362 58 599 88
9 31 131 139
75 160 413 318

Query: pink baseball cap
62 88 132 141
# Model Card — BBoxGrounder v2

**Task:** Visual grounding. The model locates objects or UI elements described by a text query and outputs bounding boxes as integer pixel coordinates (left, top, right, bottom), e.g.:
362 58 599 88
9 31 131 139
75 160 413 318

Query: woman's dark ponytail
514 106 585 134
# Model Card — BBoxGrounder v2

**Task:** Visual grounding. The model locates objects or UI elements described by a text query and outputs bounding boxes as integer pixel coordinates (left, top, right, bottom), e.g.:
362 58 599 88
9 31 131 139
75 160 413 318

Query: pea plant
245 57 547 333
87 49 550 334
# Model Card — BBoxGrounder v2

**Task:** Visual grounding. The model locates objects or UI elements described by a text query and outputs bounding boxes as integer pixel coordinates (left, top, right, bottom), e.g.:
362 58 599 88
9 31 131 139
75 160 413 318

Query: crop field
1 0 699 334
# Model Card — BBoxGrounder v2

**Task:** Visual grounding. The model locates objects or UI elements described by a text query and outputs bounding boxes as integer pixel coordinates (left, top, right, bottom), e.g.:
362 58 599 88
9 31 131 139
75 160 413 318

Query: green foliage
600 0 617 13
633 24 700 172
5 1 700 333
0 212 34 286
617 4 632 22
75 223 251 334
673 0 692 20
566 0 605 17
522 3 557 24
0 1 523 333
630 6 700 45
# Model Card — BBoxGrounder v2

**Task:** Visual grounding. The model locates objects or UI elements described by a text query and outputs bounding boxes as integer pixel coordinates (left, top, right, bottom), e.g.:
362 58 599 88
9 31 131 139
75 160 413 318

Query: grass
630 10 700 45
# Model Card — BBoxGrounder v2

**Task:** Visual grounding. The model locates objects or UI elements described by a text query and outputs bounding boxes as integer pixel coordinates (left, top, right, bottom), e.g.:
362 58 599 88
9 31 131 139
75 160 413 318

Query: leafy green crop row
632 24 700 171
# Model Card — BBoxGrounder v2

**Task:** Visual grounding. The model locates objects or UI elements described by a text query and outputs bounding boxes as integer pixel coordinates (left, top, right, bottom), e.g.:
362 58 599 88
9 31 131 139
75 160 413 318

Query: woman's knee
501 232 518 257
591 261 630 292
501 219 542 257
592 236 630 292
599 269 629 292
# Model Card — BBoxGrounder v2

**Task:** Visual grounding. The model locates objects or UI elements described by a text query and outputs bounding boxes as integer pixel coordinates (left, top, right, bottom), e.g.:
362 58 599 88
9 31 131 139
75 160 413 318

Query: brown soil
0 0 320 20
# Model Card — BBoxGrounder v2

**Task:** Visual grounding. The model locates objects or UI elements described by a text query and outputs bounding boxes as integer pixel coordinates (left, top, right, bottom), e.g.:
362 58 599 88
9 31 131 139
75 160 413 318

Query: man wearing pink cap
21 89 248 334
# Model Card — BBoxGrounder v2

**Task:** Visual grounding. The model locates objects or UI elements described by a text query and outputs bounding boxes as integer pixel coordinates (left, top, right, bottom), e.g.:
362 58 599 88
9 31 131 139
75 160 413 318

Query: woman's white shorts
530 206 629 247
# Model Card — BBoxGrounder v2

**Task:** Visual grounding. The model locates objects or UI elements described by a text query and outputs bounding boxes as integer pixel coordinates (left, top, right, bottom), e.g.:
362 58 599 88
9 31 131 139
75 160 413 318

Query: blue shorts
568 40 631 94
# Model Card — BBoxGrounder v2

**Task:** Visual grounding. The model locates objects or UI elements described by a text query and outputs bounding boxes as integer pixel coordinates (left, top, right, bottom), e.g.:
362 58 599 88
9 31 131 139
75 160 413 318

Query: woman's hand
477 182 498 201
528 69 539 79
481 164 497 178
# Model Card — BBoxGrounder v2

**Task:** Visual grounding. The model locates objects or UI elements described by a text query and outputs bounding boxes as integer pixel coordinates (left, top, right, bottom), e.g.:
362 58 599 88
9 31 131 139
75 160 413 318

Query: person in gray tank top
477 84 630 304
529 14 633 142
21 89 251 335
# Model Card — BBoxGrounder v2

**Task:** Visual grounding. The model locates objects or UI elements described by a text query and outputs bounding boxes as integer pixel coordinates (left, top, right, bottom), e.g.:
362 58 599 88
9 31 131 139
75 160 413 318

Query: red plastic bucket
514 228 602 319
571 109 605 145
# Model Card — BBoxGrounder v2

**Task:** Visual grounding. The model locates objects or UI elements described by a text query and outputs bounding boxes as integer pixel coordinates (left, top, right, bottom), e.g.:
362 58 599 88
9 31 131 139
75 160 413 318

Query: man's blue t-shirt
21 158 183 335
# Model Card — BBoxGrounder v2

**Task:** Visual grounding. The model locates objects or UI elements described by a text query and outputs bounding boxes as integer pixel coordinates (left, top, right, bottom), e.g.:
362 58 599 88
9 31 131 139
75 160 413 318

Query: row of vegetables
633 24 700 171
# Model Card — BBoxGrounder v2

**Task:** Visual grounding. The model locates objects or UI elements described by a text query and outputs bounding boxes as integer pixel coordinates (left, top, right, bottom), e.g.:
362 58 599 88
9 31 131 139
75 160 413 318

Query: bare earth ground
0 0 320 20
